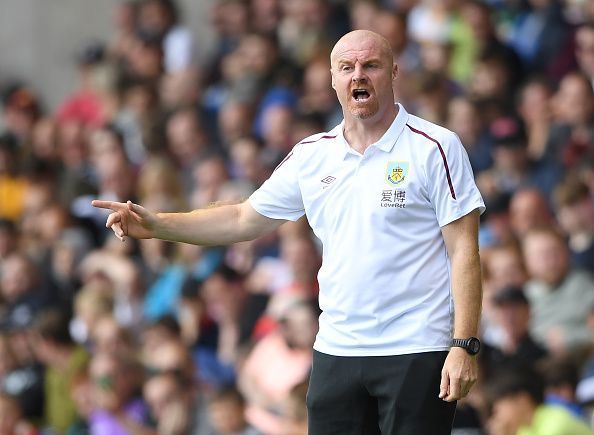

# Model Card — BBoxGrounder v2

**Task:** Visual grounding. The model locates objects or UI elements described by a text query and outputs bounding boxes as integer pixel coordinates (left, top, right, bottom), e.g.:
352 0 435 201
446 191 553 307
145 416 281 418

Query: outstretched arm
92 200 285 246
439 208 482 402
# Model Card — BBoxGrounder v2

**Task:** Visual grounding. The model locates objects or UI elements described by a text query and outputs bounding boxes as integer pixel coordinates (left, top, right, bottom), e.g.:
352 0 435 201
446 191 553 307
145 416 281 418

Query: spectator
481 286 547 376
31 308 90 433
143 371 210 435
165 106 213 192
0 332 44 420
136 0 196 74
547 71 594 170
553 176 594 272
509 187 554 240
446 96 493 174
91 316 134 355
89 351 148 435
207 386 260 435
539 356 587 420
576 23 594 90
66 370 94 435
516 77 555 162
239 299 317 433
56 42 112 128
0 85 41 146
487 365 594 435
522 227 594 354
0 253 49 331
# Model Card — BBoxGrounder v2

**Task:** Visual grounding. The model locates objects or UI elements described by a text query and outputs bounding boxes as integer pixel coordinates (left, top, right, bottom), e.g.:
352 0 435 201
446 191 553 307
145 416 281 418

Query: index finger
92 200 125 211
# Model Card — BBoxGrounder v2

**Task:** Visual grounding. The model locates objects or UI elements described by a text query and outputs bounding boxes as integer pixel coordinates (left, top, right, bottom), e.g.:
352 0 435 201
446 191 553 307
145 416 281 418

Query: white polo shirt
249 104 485 356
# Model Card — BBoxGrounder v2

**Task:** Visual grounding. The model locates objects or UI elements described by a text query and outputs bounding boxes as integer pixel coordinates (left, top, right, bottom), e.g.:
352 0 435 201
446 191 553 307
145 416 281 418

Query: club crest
386 161 409 186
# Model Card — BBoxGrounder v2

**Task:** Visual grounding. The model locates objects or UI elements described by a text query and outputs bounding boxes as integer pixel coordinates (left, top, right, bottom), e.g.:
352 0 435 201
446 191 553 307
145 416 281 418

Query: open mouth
352 89 370 102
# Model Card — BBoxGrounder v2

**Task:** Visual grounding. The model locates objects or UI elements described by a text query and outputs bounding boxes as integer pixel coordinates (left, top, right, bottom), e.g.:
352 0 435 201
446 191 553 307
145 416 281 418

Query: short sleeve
428 132 485 227
249 147 305 221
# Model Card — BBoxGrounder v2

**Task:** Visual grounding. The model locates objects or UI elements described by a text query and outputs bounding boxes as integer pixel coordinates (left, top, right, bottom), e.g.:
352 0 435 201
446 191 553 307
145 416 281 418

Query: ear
392 64 399 81
330 68 336 89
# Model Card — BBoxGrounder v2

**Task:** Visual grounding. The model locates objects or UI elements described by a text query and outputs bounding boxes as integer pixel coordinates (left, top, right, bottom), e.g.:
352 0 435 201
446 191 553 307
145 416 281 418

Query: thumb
439 369 449 399
127 201 150 218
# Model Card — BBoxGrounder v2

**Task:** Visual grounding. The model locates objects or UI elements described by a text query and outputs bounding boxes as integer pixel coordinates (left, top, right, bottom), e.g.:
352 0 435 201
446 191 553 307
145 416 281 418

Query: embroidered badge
386 161 409 186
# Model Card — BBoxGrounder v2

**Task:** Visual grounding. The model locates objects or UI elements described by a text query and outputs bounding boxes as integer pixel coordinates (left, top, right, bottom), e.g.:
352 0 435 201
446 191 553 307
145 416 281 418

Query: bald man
93 30 485 434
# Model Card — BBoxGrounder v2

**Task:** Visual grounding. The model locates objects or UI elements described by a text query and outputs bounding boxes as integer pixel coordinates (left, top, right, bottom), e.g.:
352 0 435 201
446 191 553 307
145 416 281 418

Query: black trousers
306 350 456 435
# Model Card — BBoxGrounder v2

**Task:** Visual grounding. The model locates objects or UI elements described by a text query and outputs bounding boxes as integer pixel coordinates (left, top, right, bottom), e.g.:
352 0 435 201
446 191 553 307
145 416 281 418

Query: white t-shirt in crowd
249 104 485 356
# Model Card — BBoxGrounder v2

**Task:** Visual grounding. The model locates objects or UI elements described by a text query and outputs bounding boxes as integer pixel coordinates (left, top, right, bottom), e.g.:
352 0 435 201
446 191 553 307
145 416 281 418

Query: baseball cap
492 286 529 306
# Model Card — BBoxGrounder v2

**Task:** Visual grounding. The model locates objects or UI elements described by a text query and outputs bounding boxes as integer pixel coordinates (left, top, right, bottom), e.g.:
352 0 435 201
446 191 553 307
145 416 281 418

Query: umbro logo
321 176 336 184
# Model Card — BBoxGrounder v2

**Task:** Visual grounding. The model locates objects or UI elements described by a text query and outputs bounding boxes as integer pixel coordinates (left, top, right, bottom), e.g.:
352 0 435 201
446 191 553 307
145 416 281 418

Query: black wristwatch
451 337 481 355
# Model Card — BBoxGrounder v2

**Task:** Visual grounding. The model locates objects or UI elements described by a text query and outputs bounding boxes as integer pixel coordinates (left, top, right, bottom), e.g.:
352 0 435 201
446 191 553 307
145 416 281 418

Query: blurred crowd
0 0 594 433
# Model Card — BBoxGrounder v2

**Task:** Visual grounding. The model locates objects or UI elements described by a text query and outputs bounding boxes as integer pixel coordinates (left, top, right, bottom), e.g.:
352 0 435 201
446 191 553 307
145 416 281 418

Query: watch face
468 338 481 355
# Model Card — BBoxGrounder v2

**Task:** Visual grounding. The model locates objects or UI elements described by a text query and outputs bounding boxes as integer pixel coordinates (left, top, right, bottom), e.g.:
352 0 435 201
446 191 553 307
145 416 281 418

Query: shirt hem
312 343 451 357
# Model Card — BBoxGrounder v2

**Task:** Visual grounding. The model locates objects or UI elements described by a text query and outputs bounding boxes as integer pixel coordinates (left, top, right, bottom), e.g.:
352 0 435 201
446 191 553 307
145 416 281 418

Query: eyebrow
336 57 383 66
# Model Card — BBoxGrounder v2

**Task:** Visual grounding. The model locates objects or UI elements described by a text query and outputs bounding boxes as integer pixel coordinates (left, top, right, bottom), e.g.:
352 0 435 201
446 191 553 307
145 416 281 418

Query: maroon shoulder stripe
274 151 294 172
406 124 456 200
299 134 337 144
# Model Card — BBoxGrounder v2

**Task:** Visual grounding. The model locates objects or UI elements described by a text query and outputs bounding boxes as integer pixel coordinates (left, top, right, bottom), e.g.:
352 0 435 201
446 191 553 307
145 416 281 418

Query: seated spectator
576 23 594 90
539 356 587 421
66 370 94 435
91 315 134 355
522 227 594 354
516 77 554 162
178 281 235 390
207 386 260 435
487 365 594 435
32 308 90 433
0 332 44 420
553 176 594 272
56 42 111 128
89 352 148 435
547 71 594 170
510 188 554 240
70 282 114 345
446 96 493 174
143 371 212 435
0 253 49 333
136 0 196 74
143 337 214 433
239 299 318 434
481 286 547 376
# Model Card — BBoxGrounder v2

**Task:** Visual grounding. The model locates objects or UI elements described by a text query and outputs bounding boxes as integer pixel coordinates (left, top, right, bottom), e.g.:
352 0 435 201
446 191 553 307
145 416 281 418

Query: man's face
523 233 569 286
576 27 594 77
330 33 396 120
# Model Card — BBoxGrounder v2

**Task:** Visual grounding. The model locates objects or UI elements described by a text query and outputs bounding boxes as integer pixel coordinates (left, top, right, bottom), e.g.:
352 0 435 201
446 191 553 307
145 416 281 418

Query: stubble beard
348 99 379 120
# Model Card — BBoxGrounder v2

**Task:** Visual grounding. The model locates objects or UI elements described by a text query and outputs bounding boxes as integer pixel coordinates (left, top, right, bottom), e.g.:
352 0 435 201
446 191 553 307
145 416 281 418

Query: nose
352 62 367 83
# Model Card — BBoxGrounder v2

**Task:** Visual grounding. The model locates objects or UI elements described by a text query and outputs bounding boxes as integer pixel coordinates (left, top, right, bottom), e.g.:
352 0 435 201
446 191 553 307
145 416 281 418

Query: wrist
451 336 481 355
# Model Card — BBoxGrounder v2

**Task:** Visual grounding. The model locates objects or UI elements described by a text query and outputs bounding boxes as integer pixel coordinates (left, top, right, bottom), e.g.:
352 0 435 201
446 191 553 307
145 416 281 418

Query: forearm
154 202 275 246
450 248 482 338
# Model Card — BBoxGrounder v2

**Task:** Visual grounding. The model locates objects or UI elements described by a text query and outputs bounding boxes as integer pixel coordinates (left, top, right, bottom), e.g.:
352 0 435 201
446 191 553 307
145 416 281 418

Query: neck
343 104 398 154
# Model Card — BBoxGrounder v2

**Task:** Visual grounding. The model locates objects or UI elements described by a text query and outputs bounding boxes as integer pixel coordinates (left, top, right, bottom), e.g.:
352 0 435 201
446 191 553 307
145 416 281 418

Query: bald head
329 30 398 122
330 30 394 69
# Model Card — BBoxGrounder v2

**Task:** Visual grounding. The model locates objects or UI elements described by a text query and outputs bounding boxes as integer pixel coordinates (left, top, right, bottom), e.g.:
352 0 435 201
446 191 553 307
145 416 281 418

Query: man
32 308 90 433
521 226 594 354
487 366 593 435
93 30 484 434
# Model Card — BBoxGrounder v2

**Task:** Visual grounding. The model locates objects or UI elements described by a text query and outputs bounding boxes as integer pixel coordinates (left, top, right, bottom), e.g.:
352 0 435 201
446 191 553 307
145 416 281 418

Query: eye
340 64 353 72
